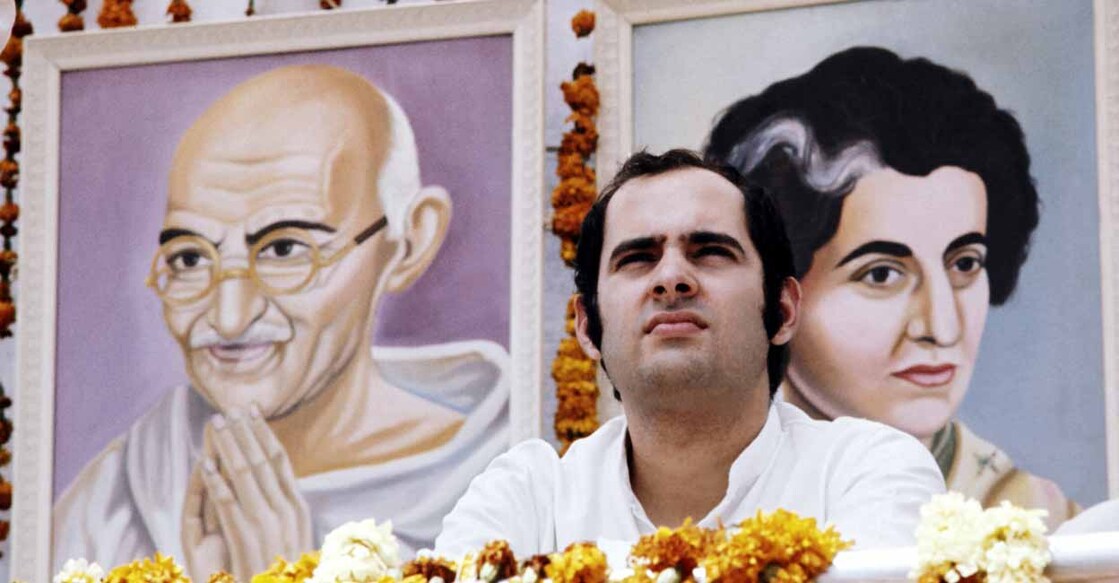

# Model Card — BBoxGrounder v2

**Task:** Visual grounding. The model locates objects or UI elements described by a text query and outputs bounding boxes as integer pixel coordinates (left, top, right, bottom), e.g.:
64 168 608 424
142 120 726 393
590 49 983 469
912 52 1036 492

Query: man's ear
385 185 452 293
770 276 801 346
573 294 602 361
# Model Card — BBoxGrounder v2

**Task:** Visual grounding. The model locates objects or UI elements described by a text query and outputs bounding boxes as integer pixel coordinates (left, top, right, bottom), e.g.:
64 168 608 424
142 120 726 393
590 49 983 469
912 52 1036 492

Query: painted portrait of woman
705 46 1076 528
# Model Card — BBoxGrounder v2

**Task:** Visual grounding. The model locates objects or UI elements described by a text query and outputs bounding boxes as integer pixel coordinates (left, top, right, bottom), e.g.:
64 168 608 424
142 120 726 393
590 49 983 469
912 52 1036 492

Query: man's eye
616 253 655 268
259 238 309 260
168 250 209 271
695 246 734 259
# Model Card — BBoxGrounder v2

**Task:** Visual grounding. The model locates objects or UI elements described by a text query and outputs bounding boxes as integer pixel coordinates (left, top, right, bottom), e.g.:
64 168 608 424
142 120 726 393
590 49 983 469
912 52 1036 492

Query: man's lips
643 311 709 336
207 343 275 363
892 364 957 388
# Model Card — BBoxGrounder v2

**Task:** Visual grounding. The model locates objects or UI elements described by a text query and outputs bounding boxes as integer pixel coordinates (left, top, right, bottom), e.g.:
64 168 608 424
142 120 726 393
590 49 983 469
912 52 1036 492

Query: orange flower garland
0 5 29 554
571 10 595 38
58 0 87 32
104 552 191 583
552 11 600 452
98 0 138 29
545 542 609 583
703 511 851 583
402 555 458 583
167 0 193 23
251 552 320 583
630 520 720 580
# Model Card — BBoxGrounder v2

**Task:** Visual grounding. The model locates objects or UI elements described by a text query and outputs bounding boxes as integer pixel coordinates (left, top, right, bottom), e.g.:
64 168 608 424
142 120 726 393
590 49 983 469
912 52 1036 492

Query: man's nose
206 272 267 340
650 252 699 303
906 271 962 347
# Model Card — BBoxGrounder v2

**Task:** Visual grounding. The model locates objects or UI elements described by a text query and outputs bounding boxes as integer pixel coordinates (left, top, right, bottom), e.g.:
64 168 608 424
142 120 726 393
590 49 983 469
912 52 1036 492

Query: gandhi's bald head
169 64 421 238
157 65 451 418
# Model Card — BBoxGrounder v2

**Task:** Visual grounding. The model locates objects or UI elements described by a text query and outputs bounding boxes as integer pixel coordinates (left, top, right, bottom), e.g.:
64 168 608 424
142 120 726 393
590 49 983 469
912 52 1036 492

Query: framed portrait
13 0 544 580
595 0 1119 513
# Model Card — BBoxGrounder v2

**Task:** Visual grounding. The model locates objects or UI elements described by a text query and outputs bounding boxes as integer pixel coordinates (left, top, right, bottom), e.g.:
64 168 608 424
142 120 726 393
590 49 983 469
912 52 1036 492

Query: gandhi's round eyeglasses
146 216 388 304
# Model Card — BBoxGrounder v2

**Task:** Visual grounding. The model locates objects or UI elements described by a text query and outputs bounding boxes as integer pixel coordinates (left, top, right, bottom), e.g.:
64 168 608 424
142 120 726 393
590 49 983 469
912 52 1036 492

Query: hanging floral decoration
58 0 87 32
166 0 193 23
552 10 600 453
0 3 30 555
98 0 138 29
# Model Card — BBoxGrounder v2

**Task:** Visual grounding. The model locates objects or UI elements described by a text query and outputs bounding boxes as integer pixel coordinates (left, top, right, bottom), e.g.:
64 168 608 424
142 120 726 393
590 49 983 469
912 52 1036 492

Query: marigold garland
104 552 191 583
98 0 138 29
545 542 608 583
702 511 851 583
571 10 595 38
0 2 29 555
553 297 599 449
167 0 193 23
402 555 458 583
630 520 720 580
58 0 87 32
475 540 519 582
53 510 858 583
251 552 321 583
550 10 602 452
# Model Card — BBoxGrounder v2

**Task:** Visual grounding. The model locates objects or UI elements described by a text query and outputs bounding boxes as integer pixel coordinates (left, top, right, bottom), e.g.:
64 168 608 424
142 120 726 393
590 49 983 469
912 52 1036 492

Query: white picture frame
594 0 1119 503
14 1 545 579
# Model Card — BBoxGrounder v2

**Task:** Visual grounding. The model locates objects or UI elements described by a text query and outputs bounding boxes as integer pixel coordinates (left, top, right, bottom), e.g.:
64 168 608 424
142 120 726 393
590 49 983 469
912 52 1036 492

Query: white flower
909 493 1052 583
53 558 105 583
911 492 987 580
654 568 680 583
310 518 402 583
457 552 480 582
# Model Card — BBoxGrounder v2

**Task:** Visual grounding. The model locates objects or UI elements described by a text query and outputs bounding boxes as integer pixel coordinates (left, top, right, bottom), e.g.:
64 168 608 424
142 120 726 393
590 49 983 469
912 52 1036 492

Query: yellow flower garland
104 552 191 583
546 542 609 583
251 552 320 583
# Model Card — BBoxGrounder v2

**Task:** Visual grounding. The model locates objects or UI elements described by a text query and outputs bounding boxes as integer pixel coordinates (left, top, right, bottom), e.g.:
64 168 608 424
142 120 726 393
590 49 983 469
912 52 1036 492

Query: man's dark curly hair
705 46 1040 305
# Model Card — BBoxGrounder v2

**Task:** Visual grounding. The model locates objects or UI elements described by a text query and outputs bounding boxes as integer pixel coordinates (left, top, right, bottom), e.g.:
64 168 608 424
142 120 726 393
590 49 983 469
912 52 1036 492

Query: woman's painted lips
892 364 956 388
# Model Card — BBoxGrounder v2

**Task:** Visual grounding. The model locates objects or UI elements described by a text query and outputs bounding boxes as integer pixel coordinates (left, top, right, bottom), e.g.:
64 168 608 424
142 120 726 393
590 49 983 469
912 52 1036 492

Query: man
53 65 509 580
436 150 942 557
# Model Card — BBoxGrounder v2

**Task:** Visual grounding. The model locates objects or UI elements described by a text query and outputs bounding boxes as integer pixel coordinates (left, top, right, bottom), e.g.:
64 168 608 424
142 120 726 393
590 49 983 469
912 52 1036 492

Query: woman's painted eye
861 265 902 286
953 255 984 273
948 252 986 288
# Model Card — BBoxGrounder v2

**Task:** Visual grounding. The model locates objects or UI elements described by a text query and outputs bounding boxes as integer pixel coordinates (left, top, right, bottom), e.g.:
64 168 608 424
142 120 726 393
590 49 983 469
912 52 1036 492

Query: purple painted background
53 37 513 499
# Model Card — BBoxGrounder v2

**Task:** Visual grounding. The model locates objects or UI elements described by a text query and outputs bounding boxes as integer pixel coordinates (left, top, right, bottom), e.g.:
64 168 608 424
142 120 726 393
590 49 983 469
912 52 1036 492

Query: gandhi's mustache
189 321 293 349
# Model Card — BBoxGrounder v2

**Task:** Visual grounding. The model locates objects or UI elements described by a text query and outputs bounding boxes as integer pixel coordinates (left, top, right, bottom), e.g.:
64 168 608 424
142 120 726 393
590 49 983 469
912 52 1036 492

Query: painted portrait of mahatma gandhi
52 61 512 581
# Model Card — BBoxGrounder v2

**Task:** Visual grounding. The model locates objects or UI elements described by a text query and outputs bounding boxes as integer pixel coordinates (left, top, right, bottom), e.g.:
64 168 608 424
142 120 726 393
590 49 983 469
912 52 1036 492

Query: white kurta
53 340 510 572
435 400 943 557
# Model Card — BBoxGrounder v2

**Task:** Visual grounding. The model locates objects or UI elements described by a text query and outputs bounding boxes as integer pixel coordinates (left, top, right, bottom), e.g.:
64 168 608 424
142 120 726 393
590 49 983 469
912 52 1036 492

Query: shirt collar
615 401 785 531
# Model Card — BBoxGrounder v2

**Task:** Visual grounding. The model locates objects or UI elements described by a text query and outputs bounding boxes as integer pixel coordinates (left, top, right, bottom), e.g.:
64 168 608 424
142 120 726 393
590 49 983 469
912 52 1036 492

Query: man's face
160 98 397 418
584 167 772 407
